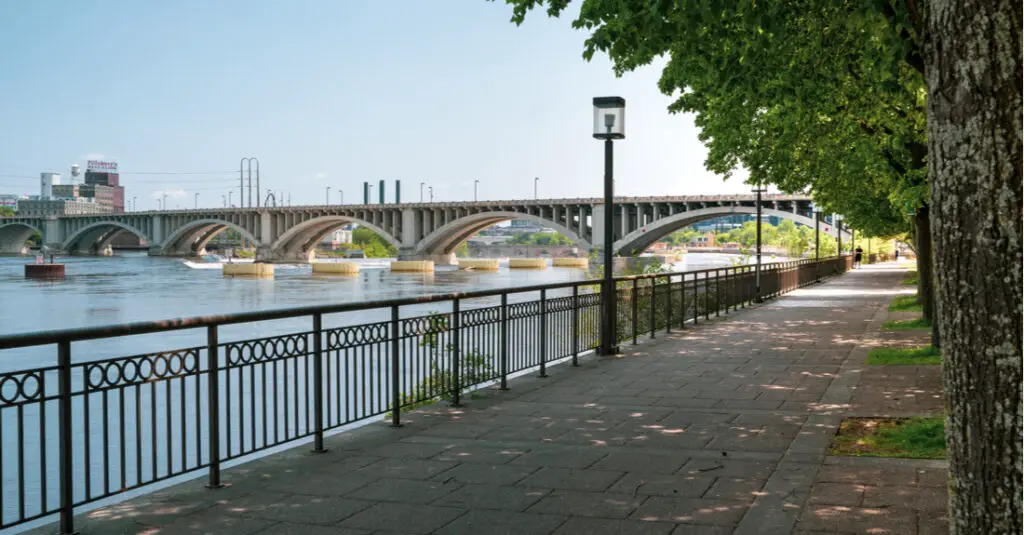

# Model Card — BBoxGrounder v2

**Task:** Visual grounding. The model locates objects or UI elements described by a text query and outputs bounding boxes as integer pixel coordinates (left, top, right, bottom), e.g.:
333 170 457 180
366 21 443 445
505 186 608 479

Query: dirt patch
829 417 946 459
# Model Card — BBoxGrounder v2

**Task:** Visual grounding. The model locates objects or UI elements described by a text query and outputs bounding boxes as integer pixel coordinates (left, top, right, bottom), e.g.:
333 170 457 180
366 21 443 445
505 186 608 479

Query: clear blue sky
0 1 752 209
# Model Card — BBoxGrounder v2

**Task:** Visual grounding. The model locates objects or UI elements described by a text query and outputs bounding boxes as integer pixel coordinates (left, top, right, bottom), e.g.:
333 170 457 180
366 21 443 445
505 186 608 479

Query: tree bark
923 0 1022 533
913 207 939 346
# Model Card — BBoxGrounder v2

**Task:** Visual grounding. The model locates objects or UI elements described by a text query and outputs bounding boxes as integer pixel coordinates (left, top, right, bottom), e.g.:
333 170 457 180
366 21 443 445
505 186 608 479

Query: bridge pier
398 249 456 266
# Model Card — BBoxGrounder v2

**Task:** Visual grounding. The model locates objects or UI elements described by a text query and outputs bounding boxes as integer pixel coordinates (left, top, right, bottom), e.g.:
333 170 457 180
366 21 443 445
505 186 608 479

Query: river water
0 251 763 530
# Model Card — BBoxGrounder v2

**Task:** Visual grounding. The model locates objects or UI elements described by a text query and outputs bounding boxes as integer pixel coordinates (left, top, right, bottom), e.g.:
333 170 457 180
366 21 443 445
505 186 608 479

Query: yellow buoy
508 258 547 269
223 263 274 278
390 260 434 272
552 257 588 268
457 258 500 271
312 261 360 275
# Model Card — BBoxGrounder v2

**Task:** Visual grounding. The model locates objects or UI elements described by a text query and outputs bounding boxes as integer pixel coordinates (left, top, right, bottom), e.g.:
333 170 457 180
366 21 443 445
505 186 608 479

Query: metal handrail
0 257 840 349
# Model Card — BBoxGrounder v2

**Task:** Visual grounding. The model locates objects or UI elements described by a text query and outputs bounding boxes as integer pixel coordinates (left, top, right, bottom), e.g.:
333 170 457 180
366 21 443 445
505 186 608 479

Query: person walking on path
854 246 863 268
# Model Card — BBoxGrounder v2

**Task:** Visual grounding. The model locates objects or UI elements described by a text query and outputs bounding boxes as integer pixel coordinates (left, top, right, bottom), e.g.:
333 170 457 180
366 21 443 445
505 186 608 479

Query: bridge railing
0 256 850 534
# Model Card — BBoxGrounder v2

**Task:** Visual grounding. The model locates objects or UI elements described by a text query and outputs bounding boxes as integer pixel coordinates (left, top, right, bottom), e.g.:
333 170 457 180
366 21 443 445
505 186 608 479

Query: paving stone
630 496 749 525
705 431 794 453
355 457 459 480
797 505 917 534
669 524 734 534
678 458 778 480
552 517 676 535
419 423 498 439
519 467 626 492
591 451 689 474
434 463 539 486
217 492 374 525
702 478 767 502
609 473 716 498
432 484 551 512
862 485 948 512
340 503 466 534
432 443 530 464
659 411 737 428
261 471 376 497
256 523 372 535
815 464 918 487
917 511 950 534
509 446 609 469
158 512 274 535
527 490 646 519
347 477 462 504
435 510 568 535
916 467 950 487
805 482 866 506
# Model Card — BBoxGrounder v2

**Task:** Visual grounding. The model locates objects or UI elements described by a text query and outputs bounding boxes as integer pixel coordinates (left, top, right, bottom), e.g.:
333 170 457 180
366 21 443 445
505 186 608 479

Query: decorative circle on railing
225 334 308 366
0 372 43 404
84 349 201 389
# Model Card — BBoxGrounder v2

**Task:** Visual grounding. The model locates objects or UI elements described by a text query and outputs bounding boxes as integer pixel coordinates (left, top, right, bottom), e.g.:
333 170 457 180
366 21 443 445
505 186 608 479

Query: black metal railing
0 255 851 533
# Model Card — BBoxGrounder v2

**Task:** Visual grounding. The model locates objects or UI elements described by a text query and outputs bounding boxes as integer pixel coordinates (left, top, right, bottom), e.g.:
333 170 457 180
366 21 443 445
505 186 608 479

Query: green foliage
883 317 932 330
501 0 925 238
866 345 940 365
0 206 15 216
352 226 397 258
509 231 573 246
233 248 255 258
903 270 919 286
889 295 922 312
454 242 470 258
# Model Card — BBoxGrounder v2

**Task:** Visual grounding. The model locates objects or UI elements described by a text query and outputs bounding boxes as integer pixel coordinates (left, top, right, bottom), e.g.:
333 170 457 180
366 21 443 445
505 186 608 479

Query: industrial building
17 161 126 216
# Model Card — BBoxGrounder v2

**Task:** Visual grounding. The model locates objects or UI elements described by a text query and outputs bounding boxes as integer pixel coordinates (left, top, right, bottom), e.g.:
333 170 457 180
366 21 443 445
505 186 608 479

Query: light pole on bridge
326 186 331 205
222 195 227 207
368 184 374 204
428 186 433 202
474 180 479 202
228 191 233 208
593 96 625 356
240 157 259 208
338 189 343 205
420 182 425 202
132 196 137 212
534 177 539 200
194 192 199 209
162 194 168 212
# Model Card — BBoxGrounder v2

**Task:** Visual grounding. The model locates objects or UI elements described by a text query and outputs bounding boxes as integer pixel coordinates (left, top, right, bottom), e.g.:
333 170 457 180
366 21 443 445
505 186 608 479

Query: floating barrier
312 261 360 275
390 260 434 272
552 257 588 268
24 264 65 279
224 263 274 278
457 258 500 271
508 258 547 269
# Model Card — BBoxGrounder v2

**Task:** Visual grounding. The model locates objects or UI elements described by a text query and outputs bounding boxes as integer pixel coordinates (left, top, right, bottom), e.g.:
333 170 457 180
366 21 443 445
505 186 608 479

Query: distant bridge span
0 194 848 263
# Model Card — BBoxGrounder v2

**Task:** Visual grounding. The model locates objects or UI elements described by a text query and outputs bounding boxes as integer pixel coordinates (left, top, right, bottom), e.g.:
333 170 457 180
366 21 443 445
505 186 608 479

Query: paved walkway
32 264 948 535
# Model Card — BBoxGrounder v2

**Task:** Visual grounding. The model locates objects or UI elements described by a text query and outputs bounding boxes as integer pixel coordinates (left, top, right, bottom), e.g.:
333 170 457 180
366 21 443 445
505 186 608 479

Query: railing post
500 293 510 387
704 272 711 320
206 326 223 489
665 276 672 334
718 270 723 311
571 286 579 366
57 340 76 535
631 279 638 344
693 274 700 325
390 305 402 427
679 274 686 329
450 298 461 407
649 279 656 339
312 313 326 452
538 289 548 378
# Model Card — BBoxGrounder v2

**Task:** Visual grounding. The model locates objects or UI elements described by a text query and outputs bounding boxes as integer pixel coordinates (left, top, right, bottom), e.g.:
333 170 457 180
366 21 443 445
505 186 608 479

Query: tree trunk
923 0 1022 533
913 207 939 346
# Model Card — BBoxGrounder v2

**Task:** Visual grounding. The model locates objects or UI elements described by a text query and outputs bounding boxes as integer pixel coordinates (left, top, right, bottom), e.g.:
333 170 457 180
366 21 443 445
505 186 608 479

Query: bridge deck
26 264 946 535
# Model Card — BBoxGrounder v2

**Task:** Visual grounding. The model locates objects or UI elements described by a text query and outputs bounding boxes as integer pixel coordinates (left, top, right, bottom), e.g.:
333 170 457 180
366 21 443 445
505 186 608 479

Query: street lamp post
534 177 539 200
132 196 137 212
593 96 625 356
812 202 821 282
228 191 233 207
836 215 843 258
338 190 343 205
240 157 259 208
428 186 434 202
222 195 227 207
368 184 374 204
194 192 199 209
474 180 479 202
162 193 168 211
420 182 425 202
753 184 767 302
326 186 331 205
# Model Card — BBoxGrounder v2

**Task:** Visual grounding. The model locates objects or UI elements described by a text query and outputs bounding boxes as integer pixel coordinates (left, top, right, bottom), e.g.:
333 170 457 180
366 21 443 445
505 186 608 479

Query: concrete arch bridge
0 194 848 264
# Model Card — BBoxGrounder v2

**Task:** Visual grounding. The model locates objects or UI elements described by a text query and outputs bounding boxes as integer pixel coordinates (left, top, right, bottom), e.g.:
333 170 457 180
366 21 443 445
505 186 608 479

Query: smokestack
395 180 401 204
378 180 385 204
363 182 369 204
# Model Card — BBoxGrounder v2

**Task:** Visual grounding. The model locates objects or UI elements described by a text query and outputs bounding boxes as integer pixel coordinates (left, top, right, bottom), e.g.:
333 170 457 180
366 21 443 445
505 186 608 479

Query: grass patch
889 294 922 312
829 417 946 459
867 345 940 365
902 270 919 286
882 317 932 330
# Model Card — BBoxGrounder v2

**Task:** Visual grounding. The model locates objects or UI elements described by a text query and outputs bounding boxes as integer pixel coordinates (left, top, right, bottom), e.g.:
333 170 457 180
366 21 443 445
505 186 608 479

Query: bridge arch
270 216 400 262
0 222 43 254
62 221 152 255
614 206 850 255
160 218 261 256
413 210 591 256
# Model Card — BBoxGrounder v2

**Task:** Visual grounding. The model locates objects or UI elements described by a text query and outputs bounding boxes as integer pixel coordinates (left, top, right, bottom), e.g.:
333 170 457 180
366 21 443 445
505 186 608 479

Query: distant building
0 194 23 211
320 229 353 248
84 161 125 212
17 198 105 216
